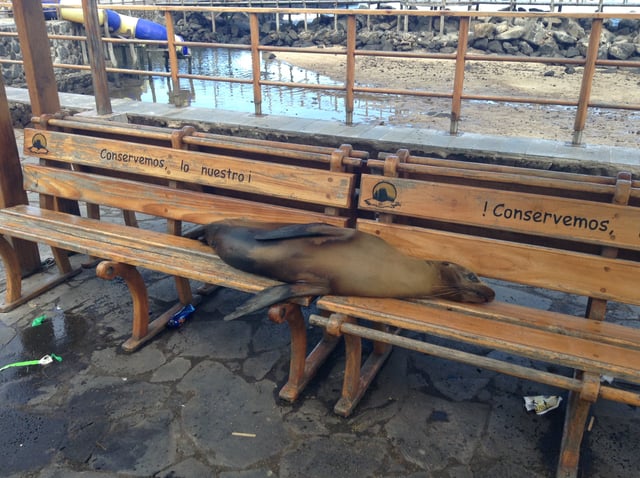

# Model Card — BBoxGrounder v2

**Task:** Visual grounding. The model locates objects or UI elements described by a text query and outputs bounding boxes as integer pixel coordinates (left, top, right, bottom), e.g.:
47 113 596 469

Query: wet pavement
2 250 640 478
2 130 640 478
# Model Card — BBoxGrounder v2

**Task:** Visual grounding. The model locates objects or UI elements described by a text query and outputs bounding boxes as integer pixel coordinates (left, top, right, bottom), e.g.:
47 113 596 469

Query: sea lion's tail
224 283 329 321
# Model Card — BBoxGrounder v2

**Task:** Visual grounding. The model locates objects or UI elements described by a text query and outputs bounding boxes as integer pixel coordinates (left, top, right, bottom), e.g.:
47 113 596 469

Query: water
111 46 396 123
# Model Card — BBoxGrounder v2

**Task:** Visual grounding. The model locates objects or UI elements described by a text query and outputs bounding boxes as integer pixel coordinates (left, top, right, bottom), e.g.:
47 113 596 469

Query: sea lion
203 220 495 321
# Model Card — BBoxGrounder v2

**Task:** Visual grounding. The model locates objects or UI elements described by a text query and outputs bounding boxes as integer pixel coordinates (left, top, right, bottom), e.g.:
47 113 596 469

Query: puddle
19 307 88 357
0 307 89 381
109 46 400 124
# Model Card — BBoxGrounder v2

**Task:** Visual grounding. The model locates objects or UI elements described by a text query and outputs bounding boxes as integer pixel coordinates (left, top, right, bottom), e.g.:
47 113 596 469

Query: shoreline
273 47 639 148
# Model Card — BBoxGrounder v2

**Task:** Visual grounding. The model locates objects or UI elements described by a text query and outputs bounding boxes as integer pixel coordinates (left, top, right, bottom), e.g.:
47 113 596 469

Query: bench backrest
360 151 640 309
22 122 360 228
30 115 368 169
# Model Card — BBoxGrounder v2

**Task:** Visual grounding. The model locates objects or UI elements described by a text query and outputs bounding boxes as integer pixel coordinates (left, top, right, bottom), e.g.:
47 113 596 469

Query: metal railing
2 3 640 145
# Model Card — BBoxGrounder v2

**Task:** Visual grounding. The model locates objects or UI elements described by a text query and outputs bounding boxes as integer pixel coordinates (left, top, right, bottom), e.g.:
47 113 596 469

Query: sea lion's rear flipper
254 223 355 242
224 282 330 321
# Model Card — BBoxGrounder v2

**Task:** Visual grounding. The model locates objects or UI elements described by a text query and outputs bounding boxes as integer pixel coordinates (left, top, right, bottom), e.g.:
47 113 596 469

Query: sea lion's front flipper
224 282 330 321
254 223 355 242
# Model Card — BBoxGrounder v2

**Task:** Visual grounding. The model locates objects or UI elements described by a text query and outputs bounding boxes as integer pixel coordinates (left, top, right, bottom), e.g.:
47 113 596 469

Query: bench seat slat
0 205 277 293
23 164 350 227
316 295 640 383
357 220 640 306
408 298 640 351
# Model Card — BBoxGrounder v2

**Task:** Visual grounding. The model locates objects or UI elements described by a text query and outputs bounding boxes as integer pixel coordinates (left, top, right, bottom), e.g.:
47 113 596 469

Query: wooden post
0 77 42 275
249 13 263 116
450 16 469 135
345 14 357 125
164 11 181 105
12 0 61 116
572 18 602 146
81 0 112 115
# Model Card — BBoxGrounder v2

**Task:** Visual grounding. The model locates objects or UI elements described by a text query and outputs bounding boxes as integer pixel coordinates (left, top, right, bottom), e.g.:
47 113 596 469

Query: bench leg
333 315 394 417
268 304 341 402
557 372 600 478
0 235 23 308
0 235 81 312
96 261 200 352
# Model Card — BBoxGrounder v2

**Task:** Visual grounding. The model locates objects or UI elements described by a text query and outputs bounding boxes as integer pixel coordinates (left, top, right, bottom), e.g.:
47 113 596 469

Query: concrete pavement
1 241 639 477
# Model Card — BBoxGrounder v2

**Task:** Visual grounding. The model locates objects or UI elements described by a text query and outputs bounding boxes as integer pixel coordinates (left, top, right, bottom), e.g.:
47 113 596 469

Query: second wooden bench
309 151 640 478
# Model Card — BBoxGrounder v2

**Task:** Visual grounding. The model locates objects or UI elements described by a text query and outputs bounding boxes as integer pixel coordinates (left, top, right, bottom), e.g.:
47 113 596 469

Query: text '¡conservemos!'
100 149 165 168
485 201 610 232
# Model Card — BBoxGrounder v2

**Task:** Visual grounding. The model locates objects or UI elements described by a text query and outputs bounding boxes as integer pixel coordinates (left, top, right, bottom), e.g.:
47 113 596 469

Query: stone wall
179 12 640 61
1 20 85 87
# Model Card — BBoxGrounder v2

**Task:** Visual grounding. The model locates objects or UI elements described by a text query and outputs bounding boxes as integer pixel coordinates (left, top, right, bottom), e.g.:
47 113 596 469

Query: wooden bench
309 150 640 478
0 115 363 402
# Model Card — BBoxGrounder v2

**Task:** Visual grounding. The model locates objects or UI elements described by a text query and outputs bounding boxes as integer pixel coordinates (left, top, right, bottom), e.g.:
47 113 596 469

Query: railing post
249 12 263 116
12 0 61 116
81 0 112 115
572 18 603 146
164 11 183 106
345 14 357 125
0 76 42 275
450 16 469 135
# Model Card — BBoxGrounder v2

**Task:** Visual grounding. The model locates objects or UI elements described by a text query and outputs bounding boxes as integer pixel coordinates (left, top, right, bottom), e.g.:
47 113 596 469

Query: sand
274 47 640 149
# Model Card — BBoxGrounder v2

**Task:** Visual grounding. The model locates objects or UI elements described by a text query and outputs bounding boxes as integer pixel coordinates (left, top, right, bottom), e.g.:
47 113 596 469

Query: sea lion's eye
466 273 480 282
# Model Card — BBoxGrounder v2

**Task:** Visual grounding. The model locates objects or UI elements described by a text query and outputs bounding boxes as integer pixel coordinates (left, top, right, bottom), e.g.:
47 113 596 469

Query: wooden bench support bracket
96 261 201 352
268 303 342 403
322 314 394 417
0 235 81 312
557 372 601 478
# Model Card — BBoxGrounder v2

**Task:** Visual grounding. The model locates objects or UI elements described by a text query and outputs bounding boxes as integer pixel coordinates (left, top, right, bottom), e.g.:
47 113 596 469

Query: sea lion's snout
467 284 496 303
437 262 495 304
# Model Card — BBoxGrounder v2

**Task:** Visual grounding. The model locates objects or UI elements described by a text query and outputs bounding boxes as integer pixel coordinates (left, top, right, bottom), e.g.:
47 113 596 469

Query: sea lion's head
433 262 495 303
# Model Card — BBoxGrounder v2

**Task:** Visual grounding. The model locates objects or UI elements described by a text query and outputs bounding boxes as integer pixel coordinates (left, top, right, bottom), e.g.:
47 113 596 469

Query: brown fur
203 220 495 320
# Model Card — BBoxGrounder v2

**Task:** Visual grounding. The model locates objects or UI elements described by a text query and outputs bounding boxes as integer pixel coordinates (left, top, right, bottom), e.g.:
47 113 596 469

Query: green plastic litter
0 354 62 372
31 314 47 327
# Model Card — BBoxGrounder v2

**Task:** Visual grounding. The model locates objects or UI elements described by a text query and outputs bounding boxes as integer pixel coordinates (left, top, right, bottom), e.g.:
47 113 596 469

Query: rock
473 37 489 50
543 70 555 77
600 27 616 44
494 20 511 36
608 41 637 60
618 18 640 33
518 40 534 56
487 39 504 53
564 66 576 74
503 41 519 55
473 22 496 39
538 38 561 57
553 30 577 46
496 25 527 41
563 18 586 39
563 46 582 58
576 38 590 57
522 23 548 47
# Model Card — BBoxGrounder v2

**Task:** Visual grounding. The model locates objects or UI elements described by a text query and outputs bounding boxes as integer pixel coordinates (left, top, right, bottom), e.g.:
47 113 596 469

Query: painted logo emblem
364 181 400 208
28 133 49 154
